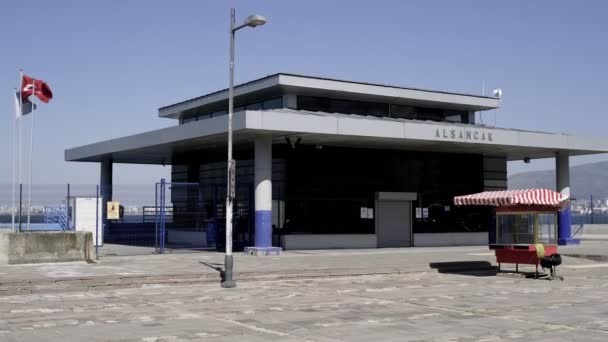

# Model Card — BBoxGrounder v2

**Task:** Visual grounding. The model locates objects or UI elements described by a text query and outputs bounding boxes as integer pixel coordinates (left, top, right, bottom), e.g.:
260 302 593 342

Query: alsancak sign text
435 128 494 142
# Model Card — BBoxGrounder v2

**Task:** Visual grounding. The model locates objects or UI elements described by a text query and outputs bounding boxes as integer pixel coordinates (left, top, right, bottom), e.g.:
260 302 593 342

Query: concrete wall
0 231 93 265
282 234 377 250
281 233 488 249
414 232 488 247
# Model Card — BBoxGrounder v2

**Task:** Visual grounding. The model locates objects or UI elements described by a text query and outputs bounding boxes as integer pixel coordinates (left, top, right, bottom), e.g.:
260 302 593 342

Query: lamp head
244 14 267 27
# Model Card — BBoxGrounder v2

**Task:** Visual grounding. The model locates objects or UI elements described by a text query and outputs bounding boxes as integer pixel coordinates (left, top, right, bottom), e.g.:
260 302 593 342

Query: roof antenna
492 88 503 127
479 80 485 124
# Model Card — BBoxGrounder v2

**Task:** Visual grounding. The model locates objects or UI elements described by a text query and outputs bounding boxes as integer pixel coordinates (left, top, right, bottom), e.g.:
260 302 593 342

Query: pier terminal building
66 74 608 249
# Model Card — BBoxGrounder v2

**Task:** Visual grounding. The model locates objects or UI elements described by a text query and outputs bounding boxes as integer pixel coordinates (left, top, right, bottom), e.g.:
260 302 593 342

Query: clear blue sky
1 0 607 185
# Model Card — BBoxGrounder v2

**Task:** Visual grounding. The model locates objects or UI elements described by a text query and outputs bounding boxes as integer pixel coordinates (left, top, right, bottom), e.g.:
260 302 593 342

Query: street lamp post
222 8 267 289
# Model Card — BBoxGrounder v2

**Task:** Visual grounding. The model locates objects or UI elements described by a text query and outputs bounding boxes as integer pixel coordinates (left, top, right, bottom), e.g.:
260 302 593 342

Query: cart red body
491 244 558 265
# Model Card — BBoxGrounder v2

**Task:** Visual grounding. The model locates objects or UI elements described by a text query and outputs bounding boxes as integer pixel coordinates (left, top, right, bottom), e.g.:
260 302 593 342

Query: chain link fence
1 184 74 232
0 182 251 256
101 184 157 250
152 181 253 254
3 183 603 256
571 196 608 225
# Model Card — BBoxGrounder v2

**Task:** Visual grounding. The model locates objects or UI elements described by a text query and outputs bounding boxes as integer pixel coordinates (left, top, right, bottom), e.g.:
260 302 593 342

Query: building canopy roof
65 109 608 165
158 73 501 119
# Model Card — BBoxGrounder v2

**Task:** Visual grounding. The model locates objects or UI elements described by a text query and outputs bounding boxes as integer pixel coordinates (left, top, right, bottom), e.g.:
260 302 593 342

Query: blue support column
255 211 272 247
244 135 282 256
556 151 579 245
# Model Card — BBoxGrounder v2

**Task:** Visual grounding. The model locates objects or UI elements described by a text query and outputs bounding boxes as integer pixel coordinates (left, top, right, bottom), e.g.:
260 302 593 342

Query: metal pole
590 194 594 224
67 183 71 229
155 182 158 253
160 179 166 254
11 88 18 232
96 185 99 260
27 109 34 230
222 8 237 289
18 114 23 228
18 183 23 232
19 71 25 230
18 70 23 197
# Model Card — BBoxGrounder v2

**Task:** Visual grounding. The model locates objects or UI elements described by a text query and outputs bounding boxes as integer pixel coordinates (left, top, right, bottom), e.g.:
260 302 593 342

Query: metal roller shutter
376 200 412 247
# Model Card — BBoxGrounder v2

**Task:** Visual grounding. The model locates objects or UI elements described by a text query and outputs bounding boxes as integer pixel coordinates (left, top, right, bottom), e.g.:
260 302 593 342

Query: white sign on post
415 207 422 219
74 197 103 247
360 207 368 219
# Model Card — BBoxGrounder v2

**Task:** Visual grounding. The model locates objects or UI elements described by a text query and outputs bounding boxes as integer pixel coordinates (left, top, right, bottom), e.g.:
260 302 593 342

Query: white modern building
65 73 608 249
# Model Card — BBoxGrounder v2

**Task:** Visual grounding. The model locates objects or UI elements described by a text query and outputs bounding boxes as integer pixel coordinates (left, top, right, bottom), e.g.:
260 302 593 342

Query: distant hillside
508 161 608 199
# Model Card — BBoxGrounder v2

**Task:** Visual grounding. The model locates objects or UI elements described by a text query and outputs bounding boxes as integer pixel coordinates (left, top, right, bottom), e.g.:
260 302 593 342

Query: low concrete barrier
414 232 488 247
281 234 377 250
0 231 93 265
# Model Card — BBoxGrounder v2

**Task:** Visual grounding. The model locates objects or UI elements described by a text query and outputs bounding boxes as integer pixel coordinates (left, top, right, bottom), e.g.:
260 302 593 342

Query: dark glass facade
279 146 490 234
172 145 493 241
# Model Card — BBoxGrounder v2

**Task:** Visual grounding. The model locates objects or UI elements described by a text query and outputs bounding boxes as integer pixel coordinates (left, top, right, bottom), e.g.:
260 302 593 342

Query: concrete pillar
244 135 282 255
255 135 273 247
556 151 576 245
100 159 113 227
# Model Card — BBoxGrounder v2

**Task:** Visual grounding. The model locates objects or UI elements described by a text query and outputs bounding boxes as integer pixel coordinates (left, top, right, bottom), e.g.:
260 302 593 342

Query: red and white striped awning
454 189 569 207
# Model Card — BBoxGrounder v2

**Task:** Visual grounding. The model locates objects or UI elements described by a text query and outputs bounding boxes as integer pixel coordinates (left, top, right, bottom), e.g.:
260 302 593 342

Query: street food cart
454 189 568 275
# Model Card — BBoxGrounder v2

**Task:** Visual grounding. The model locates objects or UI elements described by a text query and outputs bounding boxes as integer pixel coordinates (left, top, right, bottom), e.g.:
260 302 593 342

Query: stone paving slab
1 242 605 295
1 262 608 341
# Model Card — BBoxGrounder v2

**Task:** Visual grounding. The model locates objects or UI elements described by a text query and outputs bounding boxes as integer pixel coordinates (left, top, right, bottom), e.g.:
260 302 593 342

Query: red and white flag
16 74 53 118
21 75 53 103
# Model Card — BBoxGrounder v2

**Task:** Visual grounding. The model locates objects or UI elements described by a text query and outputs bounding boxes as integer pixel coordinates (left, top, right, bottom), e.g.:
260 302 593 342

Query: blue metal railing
43 205 70 230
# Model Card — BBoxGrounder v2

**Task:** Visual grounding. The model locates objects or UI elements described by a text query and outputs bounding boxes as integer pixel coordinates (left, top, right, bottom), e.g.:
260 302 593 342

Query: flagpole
18 70 23 232
27 88 34 231
11 88 18 232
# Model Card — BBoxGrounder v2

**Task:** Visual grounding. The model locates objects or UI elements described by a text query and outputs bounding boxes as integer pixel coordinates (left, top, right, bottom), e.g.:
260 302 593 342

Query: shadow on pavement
429 261 498 277
199 261 225 283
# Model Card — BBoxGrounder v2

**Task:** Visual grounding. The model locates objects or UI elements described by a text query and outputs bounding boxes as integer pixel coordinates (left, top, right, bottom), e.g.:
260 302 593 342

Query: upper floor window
182 116 197 124
391 104 469 123
296 96 471 123
180 96 283 124
297 96 389 117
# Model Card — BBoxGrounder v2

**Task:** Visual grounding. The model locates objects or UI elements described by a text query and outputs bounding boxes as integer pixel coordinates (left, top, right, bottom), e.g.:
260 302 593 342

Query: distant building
66 74 608 249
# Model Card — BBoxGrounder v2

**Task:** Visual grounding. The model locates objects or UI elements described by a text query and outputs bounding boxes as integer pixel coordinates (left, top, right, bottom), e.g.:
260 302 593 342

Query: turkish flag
21 75 53 103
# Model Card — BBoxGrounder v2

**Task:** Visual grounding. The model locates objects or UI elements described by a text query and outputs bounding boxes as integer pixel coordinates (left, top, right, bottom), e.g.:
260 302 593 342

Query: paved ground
0 248 505 295
1 241 608 341
0 245 509 291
